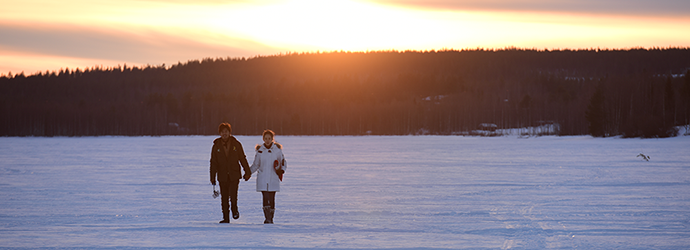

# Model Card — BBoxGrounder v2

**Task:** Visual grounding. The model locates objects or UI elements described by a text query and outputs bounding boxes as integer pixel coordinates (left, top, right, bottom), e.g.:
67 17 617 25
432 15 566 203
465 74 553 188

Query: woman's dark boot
268 208 275 223
263 206 273 224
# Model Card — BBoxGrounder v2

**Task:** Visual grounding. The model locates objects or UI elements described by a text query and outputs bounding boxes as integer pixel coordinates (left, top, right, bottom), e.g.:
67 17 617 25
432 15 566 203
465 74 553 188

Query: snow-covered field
1 135 689 249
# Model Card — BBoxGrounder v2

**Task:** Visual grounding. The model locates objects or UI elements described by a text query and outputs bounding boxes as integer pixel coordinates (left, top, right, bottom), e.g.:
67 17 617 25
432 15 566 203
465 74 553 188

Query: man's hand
212 185 219 199
243 173 251 181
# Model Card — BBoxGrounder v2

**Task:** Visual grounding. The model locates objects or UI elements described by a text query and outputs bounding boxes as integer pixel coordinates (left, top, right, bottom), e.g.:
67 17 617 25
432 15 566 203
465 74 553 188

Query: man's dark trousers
219 175 240 220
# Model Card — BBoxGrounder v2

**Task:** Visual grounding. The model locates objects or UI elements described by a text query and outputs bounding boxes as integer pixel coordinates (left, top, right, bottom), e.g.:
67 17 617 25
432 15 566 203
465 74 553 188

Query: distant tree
681 70 690 134
664 76 675 127
1 48 690 137
519 94 532 109
585 85 606 137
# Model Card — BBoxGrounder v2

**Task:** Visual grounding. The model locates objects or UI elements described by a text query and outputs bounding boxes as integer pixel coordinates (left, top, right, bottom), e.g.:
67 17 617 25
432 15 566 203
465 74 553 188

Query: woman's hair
262 129 275 139
218 123 232 134
259 129 281 149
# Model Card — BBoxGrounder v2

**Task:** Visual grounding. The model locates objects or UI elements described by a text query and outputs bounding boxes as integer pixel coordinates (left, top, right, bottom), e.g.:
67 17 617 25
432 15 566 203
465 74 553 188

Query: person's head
262 129 275 145
218 123 232 140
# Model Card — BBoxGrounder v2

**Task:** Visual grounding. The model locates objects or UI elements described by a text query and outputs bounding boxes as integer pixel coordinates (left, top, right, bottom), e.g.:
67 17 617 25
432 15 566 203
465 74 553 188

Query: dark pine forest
2 48 690 137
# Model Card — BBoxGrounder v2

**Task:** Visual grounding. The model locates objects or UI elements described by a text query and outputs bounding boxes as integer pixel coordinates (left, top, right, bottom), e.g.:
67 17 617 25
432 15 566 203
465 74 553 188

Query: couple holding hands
209 123 286 224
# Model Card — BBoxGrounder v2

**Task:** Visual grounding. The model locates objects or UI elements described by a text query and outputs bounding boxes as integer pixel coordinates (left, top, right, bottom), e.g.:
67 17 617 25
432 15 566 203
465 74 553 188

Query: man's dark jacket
210 136 251 184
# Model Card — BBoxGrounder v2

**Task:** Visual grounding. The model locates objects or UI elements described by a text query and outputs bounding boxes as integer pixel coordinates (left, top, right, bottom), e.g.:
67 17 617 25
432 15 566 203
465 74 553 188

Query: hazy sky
1 0 689 75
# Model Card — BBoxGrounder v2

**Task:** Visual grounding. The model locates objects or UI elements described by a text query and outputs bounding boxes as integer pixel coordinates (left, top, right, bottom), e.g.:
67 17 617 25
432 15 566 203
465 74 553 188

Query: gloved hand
274 160 284 175
274 160 284 181
243 173 251 181
212 185 219 199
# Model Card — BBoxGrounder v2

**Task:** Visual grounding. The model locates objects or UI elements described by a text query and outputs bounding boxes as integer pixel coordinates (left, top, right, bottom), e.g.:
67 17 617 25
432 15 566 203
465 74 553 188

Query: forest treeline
1 48 690 137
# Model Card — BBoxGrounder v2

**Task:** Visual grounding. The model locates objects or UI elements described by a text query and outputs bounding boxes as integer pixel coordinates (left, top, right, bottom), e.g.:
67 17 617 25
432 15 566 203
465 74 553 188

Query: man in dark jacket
210 123 251 223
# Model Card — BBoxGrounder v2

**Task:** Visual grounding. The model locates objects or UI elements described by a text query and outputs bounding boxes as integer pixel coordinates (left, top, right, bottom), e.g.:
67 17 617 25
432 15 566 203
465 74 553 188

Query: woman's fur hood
256 142 282 150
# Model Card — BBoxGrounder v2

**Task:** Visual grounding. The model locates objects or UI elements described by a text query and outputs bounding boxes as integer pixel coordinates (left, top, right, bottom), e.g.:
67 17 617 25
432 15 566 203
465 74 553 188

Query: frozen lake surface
1 135 689 249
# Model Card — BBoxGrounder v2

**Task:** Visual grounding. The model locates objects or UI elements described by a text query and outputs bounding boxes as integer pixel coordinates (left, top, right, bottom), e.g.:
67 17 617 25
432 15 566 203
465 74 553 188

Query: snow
1 135 689 249
678 125 689 136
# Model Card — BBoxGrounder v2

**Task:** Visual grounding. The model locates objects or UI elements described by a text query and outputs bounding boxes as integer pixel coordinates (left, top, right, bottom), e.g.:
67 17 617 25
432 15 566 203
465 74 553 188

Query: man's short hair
218 123 232 134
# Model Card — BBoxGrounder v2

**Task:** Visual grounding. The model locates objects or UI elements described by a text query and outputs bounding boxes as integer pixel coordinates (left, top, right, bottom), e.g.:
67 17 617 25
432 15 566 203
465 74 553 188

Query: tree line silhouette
1 48 689 137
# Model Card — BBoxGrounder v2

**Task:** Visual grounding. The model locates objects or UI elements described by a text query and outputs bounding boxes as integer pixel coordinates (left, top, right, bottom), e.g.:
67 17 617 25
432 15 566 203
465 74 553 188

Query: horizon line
3 46 689 78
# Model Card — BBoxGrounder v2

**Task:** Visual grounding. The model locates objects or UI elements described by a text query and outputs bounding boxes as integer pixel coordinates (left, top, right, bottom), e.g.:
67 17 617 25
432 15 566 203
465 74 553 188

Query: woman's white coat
250 143 286 192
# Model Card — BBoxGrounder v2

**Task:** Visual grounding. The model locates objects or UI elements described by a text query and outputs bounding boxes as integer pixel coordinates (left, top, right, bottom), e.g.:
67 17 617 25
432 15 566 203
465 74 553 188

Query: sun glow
205 0 449 50
200 1 690 51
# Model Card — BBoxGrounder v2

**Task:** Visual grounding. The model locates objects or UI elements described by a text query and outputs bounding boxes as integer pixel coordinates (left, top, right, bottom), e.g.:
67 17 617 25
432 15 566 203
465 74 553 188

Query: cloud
0 23 283 73
0 0 298 74
367 0 690 17
132 0 264 4
0 50 126 76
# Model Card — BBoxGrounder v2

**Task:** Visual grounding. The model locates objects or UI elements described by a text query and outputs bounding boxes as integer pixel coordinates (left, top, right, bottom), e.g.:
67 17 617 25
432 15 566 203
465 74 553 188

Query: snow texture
1 136 689 249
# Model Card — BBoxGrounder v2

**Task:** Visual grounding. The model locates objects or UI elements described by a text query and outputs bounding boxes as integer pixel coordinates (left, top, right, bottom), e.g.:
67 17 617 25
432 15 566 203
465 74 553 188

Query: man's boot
232 207 240 220
220 196 230 223
219 212 230 223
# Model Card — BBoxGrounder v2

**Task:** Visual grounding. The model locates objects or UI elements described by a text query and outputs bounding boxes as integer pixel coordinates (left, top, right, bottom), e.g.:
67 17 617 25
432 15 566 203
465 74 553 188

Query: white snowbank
455 123 560 137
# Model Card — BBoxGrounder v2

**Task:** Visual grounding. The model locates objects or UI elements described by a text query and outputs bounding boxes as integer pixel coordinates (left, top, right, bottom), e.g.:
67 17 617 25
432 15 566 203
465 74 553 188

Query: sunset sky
1 0 689 76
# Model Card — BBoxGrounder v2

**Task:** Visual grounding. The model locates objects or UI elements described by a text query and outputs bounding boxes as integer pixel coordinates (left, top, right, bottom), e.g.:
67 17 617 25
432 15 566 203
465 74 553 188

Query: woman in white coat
250 129 286 224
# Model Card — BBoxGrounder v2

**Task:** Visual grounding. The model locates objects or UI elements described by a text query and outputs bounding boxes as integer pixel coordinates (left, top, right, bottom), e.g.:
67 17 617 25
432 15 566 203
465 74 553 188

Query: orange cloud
364 0 690 17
